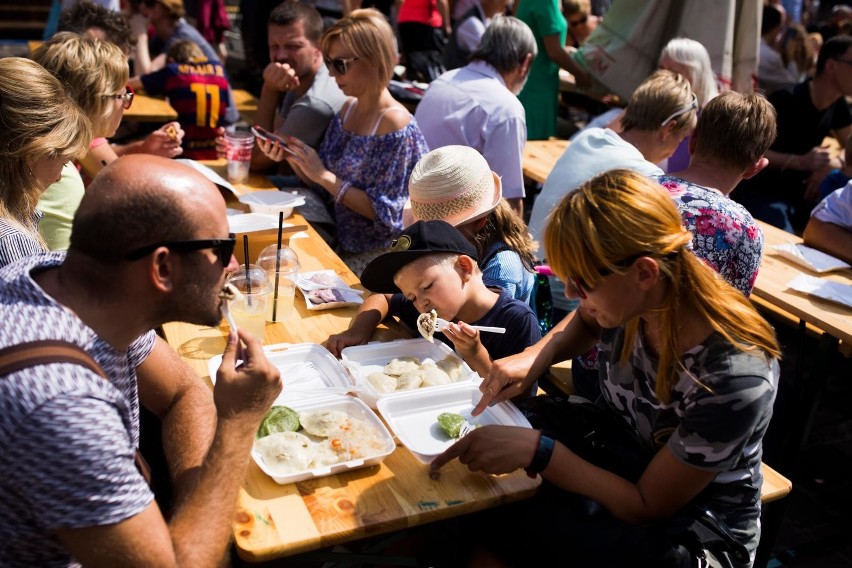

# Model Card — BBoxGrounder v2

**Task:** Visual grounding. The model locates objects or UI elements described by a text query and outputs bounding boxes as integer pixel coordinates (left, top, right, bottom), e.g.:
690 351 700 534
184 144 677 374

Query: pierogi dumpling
367 372 398 394
421 367 452 387
437 356 464 381
383 356 421 375
255 431 315 474
300 409 351 437
396 370 423 390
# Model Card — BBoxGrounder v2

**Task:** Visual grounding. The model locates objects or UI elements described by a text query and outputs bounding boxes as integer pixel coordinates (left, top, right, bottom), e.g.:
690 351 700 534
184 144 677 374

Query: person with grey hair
415 16 536 217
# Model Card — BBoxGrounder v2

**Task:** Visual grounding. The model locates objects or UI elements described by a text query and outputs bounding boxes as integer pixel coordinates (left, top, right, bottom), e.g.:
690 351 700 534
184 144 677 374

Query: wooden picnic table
161 160 541 562
522 139 569 184
123 93 178 123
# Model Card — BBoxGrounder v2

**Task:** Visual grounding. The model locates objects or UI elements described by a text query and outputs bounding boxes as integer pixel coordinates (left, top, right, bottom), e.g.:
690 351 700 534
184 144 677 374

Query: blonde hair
0 57 92 241
622 69 697 135
167 39 205 63
543 169 781 403
33 32 129 136
563 0 591 17
321 8 396 84
471 200 537 272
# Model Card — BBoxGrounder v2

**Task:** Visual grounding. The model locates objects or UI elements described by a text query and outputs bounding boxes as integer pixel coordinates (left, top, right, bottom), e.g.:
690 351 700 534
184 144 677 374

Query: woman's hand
141 121 184 158
282 136 328 186
430 425 539 475
256 136 289 163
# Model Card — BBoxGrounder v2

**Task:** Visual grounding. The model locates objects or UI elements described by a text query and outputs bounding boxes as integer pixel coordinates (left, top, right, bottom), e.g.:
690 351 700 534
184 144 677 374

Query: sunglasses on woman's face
324 56 359 75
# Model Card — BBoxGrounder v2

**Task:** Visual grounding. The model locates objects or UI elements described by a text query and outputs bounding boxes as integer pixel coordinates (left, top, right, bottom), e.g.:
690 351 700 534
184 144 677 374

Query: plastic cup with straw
243 234 252 306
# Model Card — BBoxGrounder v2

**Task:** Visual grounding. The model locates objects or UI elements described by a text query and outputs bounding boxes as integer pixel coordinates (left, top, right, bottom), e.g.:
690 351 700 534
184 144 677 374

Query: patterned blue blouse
319 112 428 253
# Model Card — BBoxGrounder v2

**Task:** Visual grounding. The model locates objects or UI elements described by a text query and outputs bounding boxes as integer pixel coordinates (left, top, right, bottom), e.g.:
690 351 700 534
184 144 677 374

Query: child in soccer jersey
326 220 541 379
133 40 233 159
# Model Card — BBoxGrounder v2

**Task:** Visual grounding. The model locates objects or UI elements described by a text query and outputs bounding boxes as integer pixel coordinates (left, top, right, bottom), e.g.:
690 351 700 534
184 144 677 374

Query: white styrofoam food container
207 342 356 405
238 190 305 216
376 382 532 463
340 338 478 408
252 395 395 484
208 343 394 483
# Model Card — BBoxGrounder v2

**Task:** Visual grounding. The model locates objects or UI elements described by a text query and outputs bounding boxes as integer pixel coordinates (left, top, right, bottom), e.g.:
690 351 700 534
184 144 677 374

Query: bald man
0 156 281 567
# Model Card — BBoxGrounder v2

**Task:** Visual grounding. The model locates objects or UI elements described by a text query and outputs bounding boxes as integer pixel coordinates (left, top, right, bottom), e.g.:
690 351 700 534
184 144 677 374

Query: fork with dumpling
416 309 505 342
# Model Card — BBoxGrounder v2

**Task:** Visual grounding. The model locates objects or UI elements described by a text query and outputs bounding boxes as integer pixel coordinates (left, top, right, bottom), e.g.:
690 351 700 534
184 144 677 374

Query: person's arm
473 307 600 415
55 330 281 567
432 425 715 523
129 12 153 75
250 63 294 171
326 293 392 357
112 122 185 160
765 147 837 172
803 217 852 264
135 336 217 497
542 34 591 89
436 0 452 35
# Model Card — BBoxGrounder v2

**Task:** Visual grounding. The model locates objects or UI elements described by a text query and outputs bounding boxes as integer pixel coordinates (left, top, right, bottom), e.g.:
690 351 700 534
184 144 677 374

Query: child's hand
442 322 491 378
142 122 184 158
256 136 289 163
214 126 227 159
326 328 371 358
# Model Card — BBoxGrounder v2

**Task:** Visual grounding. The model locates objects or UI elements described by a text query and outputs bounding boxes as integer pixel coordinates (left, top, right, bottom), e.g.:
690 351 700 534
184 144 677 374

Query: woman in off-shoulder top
258 8 428 273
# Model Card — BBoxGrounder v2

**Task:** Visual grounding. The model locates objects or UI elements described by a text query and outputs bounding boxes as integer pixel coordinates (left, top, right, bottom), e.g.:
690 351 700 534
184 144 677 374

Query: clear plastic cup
257 244 300 322
224 125 255 183
226 265 271 340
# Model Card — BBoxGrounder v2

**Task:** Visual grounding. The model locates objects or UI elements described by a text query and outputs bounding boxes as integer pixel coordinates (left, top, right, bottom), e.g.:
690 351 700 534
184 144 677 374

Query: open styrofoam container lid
376 382 531 464
252 394 395 484
340 338 478 408
208 342 355 405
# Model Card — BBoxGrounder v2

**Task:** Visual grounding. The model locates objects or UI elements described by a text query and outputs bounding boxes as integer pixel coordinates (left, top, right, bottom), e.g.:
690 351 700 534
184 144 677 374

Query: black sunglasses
324 56 359 75
124 234 236 266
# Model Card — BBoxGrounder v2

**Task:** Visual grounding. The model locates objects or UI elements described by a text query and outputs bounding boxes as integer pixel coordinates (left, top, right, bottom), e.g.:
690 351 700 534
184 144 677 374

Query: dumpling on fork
416 309 438 342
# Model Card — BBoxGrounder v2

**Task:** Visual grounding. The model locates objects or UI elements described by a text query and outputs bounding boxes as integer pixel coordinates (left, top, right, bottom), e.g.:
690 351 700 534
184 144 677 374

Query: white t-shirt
811 182 852 228
528 127 663 247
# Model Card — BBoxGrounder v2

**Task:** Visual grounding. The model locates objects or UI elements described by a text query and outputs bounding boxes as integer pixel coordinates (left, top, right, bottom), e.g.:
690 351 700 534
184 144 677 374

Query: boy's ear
456 254 476 281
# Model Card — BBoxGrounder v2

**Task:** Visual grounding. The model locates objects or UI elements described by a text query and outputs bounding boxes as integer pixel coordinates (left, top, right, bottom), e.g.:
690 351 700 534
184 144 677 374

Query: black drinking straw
243 234 252 306
272 211 284 322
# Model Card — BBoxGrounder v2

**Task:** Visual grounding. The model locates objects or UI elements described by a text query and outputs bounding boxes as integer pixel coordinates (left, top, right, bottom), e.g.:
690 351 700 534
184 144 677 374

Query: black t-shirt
735 79 851 203
389 287 542 360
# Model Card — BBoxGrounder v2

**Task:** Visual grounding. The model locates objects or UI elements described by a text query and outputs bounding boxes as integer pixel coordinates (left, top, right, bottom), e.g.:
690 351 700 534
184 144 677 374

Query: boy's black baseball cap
360 220 478 294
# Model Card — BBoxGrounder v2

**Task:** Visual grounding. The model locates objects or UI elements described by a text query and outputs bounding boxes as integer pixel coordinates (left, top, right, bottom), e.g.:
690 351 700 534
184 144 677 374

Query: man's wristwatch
524 431 555 476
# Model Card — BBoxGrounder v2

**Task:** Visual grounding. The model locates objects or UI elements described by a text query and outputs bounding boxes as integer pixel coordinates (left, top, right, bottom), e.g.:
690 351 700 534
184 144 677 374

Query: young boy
326 220 541 378
132 40 234 159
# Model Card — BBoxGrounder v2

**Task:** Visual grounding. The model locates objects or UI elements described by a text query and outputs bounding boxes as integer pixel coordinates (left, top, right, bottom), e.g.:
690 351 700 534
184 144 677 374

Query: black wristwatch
524 431 555 475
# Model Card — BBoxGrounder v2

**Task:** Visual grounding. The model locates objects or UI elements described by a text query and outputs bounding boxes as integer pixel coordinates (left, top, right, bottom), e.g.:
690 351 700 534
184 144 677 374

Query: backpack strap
0 340 152 486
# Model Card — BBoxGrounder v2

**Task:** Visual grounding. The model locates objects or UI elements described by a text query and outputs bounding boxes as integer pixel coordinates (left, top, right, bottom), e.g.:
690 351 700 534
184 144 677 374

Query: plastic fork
296 276 365 295
435 317 505 334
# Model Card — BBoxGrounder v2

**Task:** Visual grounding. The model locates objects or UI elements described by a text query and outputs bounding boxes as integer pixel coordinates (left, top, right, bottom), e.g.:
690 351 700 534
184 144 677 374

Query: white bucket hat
402 146 502 228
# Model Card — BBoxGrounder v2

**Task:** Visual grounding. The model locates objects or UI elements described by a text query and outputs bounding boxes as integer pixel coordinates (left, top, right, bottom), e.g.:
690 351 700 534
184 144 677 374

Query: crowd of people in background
1 0 852 566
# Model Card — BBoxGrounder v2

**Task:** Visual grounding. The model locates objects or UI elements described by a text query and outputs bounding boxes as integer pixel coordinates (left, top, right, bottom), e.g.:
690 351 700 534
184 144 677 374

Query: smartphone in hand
251 125 295 155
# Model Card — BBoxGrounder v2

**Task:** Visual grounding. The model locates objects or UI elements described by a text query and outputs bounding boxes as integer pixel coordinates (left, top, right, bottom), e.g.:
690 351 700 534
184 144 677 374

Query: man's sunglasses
124 234 236 267
324 56 359 75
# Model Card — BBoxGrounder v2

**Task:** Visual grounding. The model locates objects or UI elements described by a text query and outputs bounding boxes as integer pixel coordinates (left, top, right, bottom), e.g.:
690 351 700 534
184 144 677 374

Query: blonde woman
437 169 781 566
259 8 428 273
0 57 92 267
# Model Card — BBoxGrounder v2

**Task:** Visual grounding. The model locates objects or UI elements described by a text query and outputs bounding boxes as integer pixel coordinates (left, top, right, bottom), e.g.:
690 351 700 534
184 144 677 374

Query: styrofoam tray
228 212 305 234
238 190 305 217
340 338 478 408
207 342 356 406
376 382 531 463
252 395 395 484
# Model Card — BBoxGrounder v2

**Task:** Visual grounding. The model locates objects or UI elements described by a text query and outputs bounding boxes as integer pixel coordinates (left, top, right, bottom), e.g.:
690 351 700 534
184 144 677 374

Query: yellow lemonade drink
267 280 296 321
231 296 268 340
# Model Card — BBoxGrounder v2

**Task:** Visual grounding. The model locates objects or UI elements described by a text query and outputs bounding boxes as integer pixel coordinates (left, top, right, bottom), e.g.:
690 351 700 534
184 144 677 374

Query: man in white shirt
415 16 535 217
804 182 852 263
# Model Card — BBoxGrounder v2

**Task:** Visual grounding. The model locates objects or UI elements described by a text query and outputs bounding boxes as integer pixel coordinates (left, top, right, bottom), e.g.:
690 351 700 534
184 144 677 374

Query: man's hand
798 146 832 171
430 425 539 475
263 62 300 93
141 122 184 158
215 329 281 421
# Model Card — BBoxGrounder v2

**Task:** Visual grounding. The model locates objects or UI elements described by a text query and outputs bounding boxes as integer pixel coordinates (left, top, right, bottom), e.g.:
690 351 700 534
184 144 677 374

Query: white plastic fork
435 317 505 334
296 276 365 295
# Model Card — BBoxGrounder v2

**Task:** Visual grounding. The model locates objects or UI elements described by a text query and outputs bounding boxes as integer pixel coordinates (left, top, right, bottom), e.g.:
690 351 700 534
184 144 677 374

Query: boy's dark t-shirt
389 287 542 359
